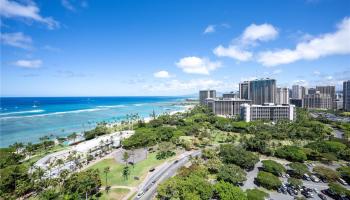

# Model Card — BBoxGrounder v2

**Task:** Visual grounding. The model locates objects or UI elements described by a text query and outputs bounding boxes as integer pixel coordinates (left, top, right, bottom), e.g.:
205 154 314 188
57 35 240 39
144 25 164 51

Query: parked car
149 168 155 172
303 173 311 181
287 188 295 196
310 175 320 182
318 193 327 200
301 190 313 198
338 178 348 186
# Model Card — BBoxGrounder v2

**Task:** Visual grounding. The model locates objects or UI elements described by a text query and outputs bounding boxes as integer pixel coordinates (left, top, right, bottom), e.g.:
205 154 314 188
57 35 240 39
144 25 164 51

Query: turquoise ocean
0 97 187 147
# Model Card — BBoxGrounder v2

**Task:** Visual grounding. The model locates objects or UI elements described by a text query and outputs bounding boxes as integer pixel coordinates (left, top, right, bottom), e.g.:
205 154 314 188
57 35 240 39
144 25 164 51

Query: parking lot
242 158 350 200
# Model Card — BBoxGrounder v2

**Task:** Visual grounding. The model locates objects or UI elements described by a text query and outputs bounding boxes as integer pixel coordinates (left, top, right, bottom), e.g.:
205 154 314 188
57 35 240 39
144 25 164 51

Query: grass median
87 152 168 186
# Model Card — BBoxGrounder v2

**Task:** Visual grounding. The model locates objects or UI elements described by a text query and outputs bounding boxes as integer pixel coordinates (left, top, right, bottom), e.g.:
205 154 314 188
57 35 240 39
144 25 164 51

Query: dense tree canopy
255 171 282 190
261 160 286 176
288 162 309 178
246 188 269 200
275 146 307 162
313 166 340 182
63 169 102 198
217 164 247 185
214 181 248 200
219 144 259 170
157 165 213 200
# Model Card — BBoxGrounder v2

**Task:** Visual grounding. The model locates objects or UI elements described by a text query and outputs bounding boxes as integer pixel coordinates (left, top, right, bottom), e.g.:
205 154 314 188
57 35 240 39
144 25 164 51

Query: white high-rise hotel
200 78 295 122
276 87 289 105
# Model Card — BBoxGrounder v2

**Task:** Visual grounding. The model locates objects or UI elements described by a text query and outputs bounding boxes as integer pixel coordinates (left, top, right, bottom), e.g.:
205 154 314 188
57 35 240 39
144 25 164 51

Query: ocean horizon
0 96 190 147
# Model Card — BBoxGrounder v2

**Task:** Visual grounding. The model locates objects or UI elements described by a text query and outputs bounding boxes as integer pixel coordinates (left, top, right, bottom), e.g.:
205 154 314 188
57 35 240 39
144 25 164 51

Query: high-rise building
308 88 317 95
239 81 250 100
276 87 289 105
292 85 307 99
199 90 216 105
223 92 238 99
240 103 296 122
290 98 303 107
344 80 350 111
303 92 332 109
249 78 276 105
316 86 335 101
206 98 252 116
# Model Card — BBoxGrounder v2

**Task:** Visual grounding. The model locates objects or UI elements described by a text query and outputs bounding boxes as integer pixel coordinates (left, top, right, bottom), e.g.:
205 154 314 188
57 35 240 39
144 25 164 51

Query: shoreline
1 104 196 148
1 98 196 148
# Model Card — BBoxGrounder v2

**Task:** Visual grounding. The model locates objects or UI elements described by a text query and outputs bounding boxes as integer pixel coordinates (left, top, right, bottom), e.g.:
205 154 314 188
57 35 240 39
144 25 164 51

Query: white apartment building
206 98 252 117
276 87 289 105
303 92 332 109
240 103 296 122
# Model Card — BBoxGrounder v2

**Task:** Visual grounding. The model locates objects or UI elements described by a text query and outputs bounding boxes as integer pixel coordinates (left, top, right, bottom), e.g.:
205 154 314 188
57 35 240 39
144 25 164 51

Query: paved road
134 150 201 200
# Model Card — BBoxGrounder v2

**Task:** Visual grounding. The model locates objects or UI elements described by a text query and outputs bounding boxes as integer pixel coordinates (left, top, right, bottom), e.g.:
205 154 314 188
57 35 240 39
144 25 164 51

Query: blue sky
1 0 350 96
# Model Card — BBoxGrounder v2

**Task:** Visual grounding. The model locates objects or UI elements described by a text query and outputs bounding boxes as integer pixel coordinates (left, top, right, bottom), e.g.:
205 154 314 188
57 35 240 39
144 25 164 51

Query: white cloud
13 59 42 68
154 70 171 78
61 0 75 11
176 56 221 75
213 23 278 61
242 23 279 43
272 69 282 75
258 17 350 67
1 32 32 49
204 25 215 34
144 79 234 93
42 45 61 52
292 79 309 87
0 0 59 29
313 70 321 76
213 45 252 61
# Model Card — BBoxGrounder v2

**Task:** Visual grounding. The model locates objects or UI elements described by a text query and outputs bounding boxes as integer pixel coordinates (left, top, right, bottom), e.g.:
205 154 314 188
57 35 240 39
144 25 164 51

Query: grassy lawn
88 152 168 186
99 188 130 200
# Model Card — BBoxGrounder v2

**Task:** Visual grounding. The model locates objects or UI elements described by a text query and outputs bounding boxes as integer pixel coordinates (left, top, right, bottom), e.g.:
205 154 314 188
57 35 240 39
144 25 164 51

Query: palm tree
47 161 55 183
103 167 110 191
122 151 129 166
122 166 130 180
56 158 64 172
26 142 34 157
10 142 24 154
150 109 156 120
68 132 78 143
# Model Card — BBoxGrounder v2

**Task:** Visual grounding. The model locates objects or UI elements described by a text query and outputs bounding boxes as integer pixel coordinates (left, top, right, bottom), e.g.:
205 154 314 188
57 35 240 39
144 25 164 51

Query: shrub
288 162 309 178
246 188 269 200
288 177 303 188
305 141 347 154
261 160 286 176
313 166 340 182
328 182 350 198
217 164 247 185
214 181 248 200
255 171 281 190
275 146 307 162
337 166 350 183
219 144 259 170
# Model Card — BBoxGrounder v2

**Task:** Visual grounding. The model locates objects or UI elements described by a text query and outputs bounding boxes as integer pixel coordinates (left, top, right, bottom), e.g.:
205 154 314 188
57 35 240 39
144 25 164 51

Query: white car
310 175 320 182
339 178 348 186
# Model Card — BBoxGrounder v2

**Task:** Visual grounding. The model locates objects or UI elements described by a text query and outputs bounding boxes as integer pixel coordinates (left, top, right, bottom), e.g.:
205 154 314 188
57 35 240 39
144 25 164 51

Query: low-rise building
290 98 303 107
240 103 296 122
